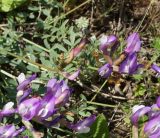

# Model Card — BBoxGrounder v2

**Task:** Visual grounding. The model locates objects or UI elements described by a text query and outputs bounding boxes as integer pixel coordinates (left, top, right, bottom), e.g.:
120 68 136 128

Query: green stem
0 69 16 80
7 52 62 75
49 0 92 24
90 79 108 101
134 0 154 32
87 101 116 108
63 0 70 9
53 127 72 134
23 38 50 53
88 66 98 71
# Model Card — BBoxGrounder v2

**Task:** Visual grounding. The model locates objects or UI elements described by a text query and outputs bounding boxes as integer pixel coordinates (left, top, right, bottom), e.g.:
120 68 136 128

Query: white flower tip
17 90 24 98
100 35 108 45
17 73 26 84
77 126 90 134
132 105 145 113
3 102 14 110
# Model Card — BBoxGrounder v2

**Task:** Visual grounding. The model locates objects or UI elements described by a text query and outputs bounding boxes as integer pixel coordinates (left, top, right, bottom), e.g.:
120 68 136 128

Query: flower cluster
131 97 160 138
17 74 71 122
98 33 142 78
0 73 96 137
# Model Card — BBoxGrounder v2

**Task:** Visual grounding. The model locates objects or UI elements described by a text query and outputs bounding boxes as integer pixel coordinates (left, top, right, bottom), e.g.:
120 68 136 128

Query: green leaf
133 74 143 81
78 114 109 138
52 43 67 52
79 111 91 117
0 0 27 12
134 84 146 97
27 64 40 72
66 115 74 122
153 38 160 50
21 129 33 137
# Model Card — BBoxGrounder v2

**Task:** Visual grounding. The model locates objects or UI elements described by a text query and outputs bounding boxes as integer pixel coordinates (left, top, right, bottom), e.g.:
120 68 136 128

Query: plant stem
23 38 50 53
134 0 154 32
132 125 139 138
63 0 70 9
49 0 92 24
87 101 116 108
90 79 108 101
0 69 16 80
7 52 62 75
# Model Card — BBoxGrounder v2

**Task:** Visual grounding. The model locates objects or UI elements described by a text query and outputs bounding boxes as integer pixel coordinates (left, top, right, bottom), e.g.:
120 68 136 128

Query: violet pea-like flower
99 35 118 55
151 64 160 78
131 97 160 138
46 79 71 106
0 124 25 138
17 73 36 91
17 73 36 104
131 105 151 125
18 97 41 121
124 32 141 54
37 94 56 120
98 63 113 78
119 52 142 74
69 115 96 133
62 68 80 81
0 102 16 120
144 115 160 138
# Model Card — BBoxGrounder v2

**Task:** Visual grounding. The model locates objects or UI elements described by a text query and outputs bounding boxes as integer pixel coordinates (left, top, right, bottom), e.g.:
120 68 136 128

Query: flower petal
17 74 36 91
98 63 113 78
124 33 141 54
119 52 142 74
62 69 80 80
18 97 41 120
69 115 96 133
152 64 160 77
99 35 118 55
131 106 151 125
144 115 160 137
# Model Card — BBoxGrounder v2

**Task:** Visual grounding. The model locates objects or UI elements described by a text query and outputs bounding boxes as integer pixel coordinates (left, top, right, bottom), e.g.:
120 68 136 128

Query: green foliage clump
0 0 27 12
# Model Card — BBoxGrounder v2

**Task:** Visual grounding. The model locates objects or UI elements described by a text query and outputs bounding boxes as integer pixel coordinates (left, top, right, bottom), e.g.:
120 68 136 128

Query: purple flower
149 104 160 119
124 33 141 54
46 79 71 106
17 74 36 91
151 64 160 77
17 88 32 104
0 124 25 138
18 77 71 122
62 68 80 80
130 97 160 137
99 35 118 55
119 52 142 74
37 94 56 120
144 115 160 138
18 97 41 120
98 63 113 78
0 102 16 120
131 105 151 125
69 115 96 133
17 73 36 104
